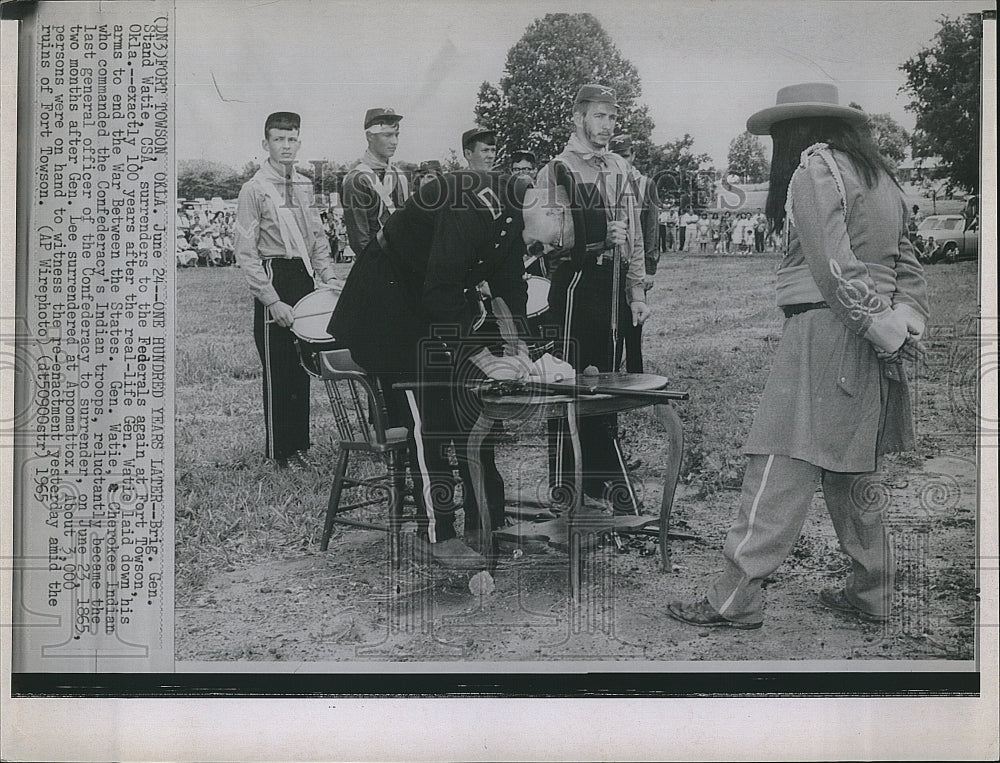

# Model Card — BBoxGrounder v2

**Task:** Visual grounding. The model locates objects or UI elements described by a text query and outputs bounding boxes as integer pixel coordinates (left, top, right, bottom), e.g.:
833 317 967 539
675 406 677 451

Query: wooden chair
313 349 410 562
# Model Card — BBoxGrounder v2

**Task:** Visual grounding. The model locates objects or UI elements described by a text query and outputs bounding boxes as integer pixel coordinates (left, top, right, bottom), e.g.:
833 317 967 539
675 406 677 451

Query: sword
481 378 689 403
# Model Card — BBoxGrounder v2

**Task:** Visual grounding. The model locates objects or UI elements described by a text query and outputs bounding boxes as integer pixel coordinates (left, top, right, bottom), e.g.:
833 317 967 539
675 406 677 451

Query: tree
900 14 982 193
645 134 715 209
474 13 653 164
847 103 910 169
726 131 769 183
177 159 249 200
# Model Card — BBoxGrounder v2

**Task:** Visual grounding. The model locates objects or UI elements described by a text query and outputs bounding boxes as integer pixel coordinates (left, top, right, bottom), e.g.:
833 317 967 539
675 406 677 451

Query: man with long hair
667 83 928 630
330 171 531 568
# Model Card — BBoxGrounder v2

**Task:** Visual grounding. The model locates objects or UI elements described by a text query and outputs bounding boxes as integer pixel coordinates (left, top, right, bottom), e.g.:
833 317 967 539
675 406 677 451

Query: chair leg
321 449 351 551
388 449 406 568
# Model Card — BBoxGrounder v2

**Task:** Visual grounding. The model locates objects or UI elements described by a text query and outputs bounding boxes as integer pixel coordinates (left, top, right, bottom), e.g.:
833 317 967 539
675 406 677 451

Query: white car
916 214 979 263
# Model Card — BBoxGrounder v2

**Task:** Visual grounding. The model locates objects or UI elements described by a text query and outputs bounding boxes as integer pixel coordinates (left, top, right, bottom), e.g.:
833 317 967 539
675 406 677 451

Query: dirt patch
175 446 977 663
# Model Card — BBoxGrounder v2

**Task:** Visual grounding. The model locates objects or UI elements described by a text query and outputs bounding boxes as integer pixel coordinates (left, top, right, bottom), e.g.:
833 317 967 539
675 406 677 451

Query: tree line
179 13 982 202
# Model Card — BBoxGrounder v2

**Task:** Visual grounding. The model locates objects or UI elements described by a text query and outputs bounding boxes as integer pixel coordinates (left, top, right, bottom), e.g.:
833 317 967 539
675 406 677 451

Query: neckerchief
357 150 400 214
251 161 313 276
564 133 613 166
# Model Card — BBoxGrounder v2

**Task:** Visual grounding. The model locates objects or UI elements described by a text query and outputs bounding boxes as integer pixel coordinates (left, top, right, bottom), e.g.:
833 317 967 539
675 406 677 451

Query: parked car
916 214 979 263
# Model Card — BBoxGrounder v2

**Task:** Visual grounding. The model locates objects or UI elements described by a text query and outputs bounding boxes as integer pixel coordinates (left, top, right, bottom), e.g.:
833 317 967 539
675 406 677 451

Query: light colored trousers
707 454 893 624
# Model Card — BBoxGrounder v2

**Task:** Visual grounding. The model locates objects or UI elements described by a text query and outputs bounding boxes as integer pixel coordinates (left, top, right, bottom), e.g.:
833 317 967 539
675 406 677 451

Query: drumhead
526 275 550 318
291 289 340 342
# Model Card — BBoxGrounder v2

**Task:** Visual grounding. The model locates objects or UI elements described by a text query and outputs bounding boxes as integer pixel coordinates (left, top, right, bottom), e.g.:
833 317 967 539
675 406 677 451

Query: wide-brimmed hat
746 82 867 135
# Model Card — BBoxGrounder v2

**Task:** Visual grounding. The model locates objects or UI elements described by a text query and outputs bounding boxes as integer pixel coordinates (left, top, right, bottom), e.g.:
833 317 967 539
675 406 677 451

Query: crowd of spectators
176 206 237 267
656 206 776 254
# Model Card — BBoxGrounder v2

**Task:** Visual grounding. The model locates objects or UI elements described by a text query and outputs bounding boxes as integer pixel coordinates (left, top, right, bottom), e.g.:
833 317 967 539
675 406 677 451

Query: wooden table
465 372 685 601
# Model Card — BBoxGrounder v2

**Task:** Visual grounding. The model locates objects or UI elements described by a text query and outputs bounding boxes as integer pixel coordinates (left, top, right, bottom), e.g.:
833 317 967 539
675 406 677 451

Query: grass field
174 253 980 661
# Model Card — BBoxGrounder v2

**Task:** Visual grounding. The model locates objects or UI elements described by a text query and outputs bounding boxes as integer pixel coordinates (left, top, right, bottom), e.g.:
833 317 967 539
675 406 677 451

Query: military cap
265 111 301 132
364 107 403 130
418 159 443 173
574 84 618 106
608 134 633 154
462 126 496 150
510 149 536 164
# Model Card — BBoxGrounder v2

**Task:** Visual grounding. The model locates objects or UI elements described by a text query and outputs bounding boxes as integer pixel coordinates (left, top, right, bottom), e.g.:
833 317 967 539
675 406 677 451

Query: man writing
526 84 651 514
234 111 338 469
342 107 410 258
330 171 531 568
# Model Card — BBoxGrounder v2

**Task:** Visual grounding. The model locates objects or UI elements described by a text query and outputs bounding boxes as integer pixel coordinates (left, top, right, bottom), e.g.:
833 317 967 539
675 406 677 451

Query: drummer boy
234 111 339 470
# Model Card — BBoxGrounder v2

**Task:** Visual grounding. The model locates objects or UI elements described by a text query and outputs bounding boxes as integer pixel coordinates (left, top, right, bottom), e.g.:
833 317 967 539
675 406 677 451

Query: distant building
897 152 947 184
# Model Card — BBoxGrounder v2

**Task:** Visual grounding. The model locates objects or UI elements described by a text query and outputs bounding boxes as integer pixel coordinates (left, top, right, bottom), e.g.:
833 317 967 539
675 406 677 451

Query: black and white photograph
2 0 997 760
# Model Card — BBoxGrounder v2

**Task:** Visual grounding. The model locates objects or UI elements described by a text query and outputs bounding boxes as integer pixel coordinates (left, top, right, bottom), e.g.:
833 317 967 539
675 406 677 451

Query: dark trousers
677 226 686 251
754 230 765 252
545 259 635 509
380 364 505 545
253 258 315 460
616 310 644 373
658 224 668 253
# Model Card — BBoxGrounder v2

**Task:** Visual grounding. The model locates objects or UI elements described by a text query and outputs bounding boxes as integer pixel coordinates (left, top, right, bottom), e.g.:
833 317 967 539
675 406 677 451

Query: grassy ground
174 254 980 661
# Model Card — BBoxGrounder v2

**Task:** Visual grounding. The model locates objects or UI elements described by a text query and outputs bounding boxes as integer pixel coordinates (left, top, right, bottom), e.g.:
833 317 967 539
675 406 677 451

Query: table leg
468 410 496 572
566 401 584 602
653 402 684 572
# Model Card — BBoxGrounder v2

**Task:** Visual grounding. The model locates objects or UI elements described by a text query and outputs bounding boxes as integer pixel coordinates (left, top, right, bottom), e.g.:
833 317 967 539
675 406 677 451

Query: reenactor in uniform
341 107 410 257
414 159 444 193
527 85 651 513
608 133 659 373
330 171 531 568
462 126 497 171
234 111 339 469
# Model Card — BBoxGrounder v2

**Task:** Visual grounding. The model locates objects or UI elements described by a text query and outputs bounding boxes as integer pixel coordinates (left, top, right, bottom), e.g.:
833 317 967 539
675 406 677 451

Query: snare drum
291 288 342 377
525 274 550 327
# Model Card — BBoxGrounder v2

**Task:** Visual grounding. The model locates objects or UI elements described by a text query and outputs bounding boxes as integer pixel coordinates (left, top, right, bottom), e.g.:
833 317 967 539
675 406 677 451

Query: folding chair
313 349 410 563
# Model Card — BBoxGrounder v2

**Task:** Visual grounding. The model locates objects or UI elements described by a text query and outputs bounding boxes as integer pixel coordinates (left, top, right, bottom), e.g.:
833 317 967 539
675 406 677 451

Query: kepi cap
746 82 867 135
418 159 443 173
462 126 496 150
510 149 536 164
265 111 301 132
364 107 403 131
574 84 618 107
608 134 633 154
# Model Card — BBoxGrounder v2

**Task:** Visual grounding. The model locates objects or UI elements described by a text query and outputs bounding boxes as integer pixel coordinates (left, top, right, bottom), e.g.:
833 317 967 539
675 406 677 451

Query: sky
174 0 991 169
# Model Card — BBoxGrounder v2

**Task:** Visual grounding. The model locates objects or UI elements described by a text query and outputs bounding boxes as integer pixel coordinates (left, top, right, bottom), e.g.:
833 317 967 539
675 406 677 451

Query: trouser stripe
263 259 276 459
405 390 438 543
718 454 774 615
